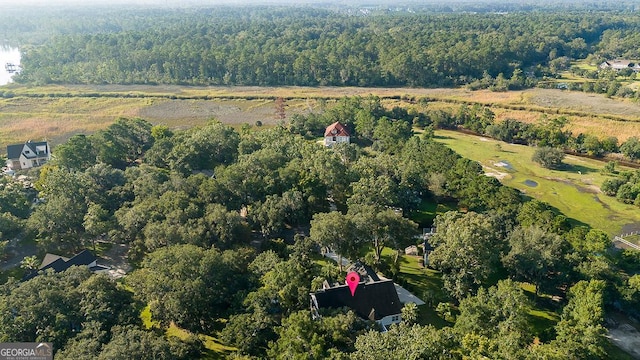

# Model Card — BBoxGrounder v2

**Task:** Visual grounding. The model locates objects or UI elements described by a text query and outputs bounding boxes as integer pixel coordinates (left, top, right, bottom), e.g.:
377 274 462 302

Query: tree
310 211 359 271
83 203 115 251
502 226 569 295
220 312 276 357
579 229 611 255
601 161 616 175
95 325 199 360
532 147 565 169
601 177 625 196
455 279 532 359
550 280 608 359
582 134 603 156
349 205 418 265
621 136 640 160
352 324 458 360
200 203 249 248
266 310 369 359
516 199 569 233
53 134 97 171
167 121 240 175
0 267 136 351
27 194 87 253
0 176 33 218
372 117 413 154
401 302 418 325
18 256 39 273
127 245 253 332
429 211 507 300
95 118 154 168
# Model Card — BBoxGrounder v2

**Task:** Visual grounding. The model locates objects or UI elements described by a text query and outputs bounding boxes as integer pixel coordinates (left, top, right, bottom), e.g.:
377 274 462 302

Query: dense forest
1 97 639 358
3 6 640 88
1 2 640 359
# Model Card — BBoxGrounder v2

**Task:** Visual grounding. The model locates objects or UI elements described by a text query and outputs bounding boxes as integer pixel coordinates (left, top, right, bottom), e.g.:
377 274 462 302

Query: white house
599 59 640 72
6 141 51 171
324 121 351 147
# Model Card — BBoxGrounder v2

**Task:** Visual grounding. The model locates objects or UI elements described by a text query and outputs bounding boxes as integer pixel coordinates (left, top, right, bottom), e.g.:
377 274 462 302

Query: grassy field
3 84 640 151
434 129 640 235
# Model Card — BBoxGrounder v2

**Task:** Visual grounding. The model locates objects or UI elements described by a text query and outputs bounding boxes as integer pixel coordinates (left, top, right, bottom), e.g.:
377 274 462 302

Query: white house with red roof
324 121 350 147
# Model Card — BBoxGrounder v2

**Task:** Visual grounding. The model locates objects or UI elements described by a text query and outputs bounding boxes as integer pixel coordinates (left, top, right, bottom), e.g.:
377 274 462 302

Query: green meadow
434 130 640 235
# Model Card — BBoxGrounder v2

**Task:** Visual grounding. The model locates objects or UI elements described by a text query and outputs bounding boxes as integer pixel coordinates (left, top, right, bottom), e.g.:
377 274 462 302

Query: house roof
39 253 70 269
346 261 380 283
324 122 350 137
312 279 402 321
37 250 97 273
6 141 49 160
6 144 24 160
602 60 640 69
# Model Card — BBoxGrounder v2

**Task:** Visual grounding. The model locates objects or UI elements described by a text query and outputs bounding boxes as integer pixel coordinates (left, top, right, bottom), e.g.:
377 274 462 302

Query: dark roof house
346 261 380 283
23 250 109 280
6 141 51 171
311 279 402 330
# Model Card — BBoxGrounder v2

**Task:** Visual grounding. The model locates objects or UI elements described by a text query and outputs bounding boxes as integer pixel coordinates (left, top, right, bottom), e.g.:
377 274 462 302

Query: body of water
0 46 21 86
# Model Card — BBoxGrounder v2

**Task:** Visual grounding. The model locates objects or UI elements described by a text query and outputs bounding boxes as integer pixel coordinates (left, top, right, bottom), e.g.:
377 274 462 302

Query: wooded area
3 6 640 90
1 104 638 358
1 2 640 359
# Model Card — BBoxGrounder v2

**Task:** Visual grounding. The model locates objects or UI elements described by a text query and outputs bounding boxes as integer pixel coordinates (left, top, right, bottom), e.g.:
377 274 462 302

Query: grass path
434 130 640 235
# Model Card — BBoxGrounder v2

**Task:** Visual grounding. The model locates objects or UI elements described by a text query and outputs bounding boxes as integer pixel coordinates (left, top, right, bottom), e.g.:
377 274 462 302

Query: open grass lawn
408 200 457 228
374 247 451 328
434 129 640 235
396 253 451 328
519 283 561 341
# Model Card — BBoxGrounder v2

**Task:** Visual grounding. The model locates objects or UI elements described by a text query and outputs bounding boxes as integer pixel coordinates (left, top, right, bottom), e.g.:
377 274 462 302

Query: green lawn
396 253 451 328
520 283 561 341
434 130 640 235
408 200 457 228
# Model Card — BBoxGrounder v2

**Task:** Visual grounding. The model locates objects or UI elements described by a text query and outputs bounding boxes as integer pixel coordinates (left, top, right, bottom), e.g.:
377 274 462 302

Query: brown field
2 84 640 151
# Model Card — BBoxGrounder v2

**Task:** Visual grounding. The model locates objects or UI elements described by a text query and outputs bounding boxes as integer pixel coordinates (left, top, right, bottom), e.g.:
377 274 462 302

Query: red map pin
346 271 360 296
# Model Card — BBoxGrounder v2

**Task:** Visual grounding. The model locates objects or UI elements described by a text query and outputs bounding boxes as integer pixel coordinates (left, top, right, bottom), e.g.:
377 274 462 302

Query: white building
6 141 51 170
324 121 351 147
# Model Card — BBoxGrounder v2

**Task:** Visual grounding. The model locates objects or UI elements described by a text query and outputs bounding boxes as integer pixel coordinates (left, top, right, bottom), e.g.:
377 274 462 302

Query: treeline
10 8 640 87
1 100 639 357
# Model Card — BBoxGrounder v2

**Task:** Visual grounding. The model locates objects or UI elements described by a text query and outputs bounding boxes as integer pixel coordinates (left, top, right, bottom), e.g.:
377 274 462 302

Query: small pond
523 179 538 187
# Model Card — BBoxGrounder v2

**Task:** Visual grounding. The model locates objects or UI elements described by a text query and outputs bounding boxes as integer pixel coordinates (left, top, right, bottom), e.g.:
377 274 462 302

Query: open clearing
434 130 640 235
3 85 640 149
